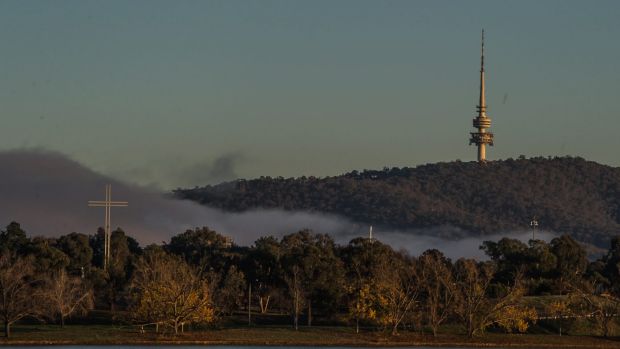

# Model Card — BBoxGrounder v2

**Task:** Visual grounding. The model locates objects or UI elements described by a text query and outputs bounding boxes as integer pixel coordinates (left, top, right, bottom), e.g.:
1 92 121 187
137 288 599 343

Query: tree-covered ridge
175 156 620 247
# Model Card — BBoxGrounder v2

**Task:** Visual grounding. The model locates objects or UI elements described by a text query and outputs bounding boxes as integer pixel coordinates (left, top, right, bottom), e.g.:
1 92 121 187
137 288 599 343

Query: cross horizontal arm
88 201 129 204
88 203 129 207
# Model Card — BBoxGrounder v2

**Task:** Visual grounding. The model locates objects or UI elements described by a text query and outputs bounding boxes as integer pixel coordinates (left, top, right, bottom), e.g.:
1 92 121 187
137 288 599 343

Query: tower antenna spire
481 29 485 72
469 29 494 162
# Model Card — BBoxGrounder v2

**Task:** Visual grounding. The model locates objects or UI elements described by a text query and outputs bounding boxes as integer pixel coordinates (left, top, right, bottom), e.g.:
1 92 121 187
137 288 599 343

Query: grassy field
2 324 620 348
2 297 620 348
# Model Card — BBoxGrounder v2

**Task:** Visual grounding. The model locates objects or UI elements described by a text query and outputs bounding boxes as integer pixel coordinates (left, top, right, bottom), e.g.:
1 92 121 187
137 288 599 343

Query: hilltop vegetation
175 156 620 247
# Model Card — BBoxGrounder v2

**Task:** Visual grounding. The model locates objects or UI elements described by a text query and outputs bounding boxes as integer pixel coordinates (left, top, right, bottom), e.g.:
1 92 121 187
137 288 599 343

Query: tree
342 238 403 333
481 238 528 286
129 247 214 334
109 228 136 281
283 264 304 330
454 259 494 337
546 299 573 336
95 228 139 310
244 236 282 314
495 305 538 333
418 249 456 336
525 239 557 294
166 227 232 270
280 230 345 326
0 222 30 256
567 279 620 337
0 255 41 337
348 283 379 333
602 237 620 294
550 235 588 292
213 265 246 316
453 258 535 337
342 237 377 333
374 252 419 335
57 232 93 274
29 237 69 273
89 228 106 269
43 269 93 327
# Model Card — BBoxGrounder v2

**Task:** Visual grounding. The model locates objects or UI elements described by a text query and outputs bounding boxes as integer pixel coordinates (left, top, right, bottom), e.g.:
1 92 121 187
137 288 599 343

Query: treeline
175 156 620 247
3 222 620 338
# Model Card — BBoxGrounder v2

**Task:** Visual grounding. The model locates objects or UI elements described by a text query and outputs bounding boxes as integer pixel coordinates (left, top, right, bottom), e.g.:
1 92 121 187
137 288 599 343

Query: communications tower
469 30 494 162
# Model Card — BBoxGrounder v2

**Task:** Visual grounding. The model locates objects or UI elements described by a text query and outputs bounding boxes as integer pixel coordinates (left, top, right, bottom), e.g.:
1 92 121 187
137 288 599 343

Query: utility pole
88 184 128 270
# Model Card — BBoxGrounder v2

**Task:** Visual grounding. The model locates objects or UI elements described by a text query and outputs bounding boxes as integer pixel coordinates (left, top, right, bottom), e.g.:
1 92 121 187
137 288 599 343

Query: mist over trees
4 221 620 337
176 156 620 247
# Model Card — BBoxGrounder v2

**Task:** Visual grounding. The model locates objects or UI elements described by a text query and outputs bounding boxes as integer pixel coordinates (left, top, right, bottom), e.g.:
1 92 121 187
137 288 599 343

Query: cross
88 184 128 270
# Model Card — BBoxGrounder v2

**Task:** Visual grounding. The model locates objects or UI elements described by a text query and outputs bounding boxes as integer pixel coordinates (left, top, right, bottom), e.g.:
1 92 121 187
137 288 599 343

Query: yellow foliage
349 284 379 321
496 305 538 333
348 274 416 333
548 300 570 317
130 250 215 332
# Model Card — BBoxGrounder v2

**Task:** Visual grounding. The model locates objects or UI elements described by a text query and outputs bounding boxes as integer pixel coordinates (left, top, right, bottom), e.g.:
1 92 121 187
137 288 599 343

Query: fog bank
0 149 554 259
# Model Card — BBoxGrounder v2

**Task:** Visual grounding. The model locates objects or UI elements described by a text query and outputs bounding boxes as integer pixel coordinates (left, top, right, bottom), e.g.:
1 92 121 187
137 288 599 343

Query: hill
174 156 620 247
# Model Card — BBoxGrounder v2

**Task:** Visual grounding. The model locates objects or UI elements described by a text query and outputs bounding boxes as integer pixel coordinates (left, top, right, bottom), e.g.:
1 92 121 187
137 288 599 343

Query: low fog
0 149 555 259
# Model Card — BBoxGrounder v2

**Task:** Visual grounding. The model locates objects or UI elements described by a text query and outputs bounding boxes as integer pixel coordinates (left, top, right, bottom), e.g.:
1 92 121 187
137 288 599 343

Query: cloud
0 149 356 245
347 230 557 261
178 152 245 186
0 149 556 259
108 152 246 190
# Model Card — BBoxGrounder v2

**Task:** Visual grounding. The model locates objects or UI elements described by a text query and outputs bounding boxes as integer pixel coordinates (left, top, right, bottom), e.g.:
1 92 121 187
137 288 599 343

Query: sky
1 0 619 189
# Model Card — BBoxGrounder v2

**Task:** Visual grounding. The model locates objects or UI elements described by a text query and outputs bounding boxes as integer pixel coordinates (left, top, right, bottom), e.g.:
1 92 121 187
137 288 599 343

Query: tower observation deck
469 30 494 162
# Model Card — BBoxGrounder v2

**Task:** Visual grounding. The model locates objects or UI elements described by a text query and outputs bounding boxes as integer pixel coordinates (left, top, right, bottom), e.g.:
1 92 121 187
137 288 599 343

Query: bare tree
284 265 304 331
43 269 93 327
375 253 419 335
257 283 274 314
453 259 534 337
418 250 457 336
567 280 620 337
348 256 366 334
0 255 41 337
454 259 494 337
590 294 620 337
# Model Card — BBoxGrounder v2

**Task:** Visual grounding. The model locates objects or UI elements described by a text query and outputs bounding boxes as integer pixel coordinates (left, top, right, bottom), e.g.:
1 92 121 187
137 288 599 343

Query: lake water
0 345 516 349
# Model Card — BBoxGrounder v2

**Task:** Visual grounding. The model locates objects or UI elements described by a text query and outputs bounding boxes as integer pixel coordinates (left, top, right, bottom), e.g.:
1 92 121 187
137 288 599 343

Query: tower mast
469 29 494 162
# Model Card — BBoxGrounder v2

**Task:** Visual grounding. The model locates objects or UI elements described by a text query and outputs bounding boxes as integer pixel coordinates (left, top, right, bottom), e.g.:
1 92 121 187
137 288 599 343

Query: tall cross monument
88 184 128 270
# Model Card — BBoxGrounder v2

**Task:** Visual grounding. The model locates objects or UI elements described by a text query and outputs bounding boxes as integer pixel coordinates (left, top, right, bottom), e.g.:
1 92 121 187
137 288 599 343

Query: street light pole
248 282 252 326
530 217 539 240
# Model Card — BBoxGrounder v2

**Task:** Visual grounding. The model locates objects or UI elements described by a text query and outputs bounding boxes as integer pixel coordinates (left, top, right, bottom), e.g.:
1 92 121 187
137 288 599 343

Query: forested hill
174 157 620 247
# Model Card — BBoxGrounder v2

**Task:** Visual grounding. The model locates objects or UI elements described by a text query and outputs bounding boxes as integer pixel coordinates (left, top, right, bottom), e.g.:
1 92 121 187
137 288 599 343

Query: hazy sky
1 0 619 189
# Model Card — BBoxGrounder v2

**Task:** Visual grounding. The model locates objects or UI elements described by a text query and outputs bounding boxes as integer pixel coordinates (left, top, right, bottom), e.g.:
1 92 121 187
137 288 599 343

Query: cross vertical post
88 184 128 270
